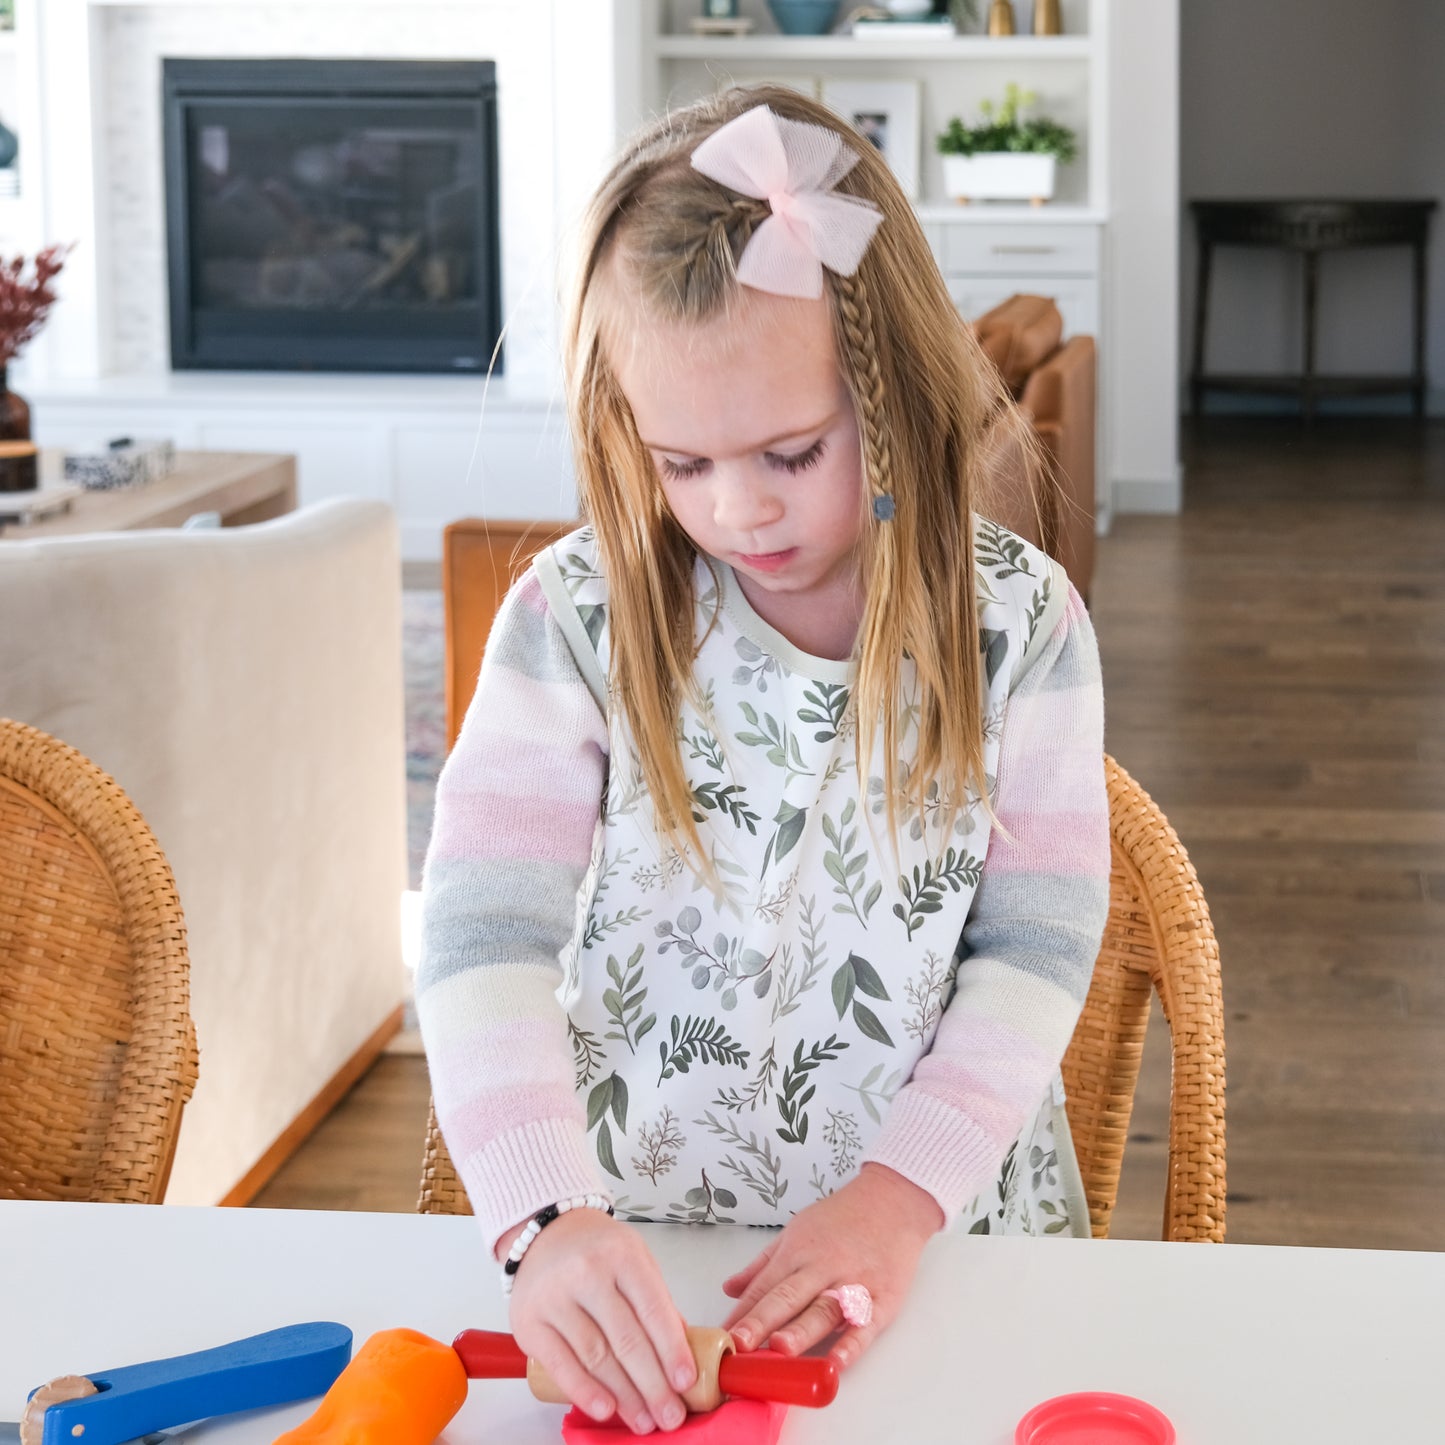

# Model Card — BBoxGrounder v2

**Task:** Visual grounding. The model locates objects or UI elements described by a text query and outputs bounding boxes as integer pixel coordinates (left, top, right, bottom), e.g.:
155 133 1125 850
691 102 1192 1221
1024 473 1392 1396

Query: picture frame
820 78 922 200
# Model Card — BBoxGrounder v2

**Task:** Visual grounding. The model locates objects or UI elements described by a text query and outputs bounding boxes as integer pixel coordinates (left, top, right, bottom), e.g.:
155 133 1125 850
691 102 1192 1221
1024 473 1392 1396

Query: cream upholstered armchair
0 499 408 1204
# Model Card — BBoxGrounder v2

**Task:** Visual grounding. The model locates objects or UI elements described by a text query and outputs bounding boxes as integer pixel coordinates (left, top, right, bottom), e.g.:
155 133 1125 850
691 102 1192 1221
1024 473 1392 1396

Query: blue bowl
766 0 840 36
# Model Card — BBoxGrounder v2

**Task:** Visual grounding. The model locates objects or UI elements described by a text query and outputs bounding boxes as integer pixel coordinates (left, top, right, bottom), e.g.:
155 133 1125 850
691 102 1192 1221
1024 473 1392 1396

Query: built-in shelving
650 36 1096 62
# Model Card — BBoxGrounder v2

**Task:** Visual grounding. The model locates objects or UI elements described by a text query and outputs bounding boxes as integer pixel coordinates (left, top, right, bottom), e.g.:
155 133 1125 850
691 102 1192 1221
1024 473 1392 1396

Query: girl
418 85 1110 1437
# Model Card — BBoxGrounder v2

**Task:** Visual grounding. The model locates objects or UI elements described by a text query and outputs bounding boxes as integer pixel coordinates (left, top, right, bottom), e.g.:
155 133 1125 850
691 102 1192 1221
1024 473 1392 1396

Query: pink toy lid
1015 1391 1176 1445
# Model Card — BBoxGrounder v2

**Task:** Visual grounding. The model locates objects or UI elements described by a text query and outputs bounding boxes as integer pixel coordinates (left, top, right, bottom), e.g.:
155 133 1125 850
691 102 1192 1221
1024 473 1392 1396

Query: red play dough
560 1399 789 1444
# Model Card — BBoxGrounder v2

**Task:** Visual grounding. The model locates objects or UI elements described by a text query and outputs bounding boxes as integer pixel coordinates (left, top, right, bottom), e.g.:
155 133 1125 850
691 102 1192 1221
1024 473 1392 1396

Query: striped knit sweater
418 531 1110 1250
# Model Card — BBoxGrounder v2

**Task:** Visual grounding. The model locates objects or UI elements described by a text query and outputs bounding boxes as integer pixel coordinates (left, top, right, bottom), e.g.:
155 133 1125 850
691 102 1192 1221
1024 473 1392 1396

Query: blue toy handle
34 1321 353 1445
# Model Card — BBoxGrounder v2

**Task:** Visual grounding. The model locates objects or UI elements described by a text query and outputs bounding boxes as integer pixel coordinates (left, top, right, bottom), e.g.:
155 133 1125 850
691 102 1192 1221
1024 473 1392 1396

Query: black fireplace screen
164 60 501 373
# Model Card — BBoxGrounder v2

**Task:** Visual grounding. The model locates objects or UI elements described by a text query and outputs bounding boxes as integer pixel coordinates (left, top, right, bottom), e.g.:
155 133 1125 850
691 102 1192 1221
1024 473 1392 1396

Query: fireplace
162 59 502 374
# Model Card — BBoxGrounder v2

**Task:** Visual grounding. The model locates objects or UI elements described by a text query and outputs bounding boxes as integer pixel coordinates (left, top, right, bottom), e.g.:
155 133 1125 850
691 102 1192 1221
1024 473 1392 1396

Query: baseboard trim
1111 465 1183 515
217 1004 406 1207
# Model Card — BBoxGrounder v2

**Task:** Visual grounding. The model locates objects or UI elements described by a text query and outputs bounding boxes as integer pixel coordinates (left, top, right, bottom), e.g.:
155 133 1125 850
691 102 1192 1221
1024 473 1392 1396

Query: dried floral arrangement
1 244 72 368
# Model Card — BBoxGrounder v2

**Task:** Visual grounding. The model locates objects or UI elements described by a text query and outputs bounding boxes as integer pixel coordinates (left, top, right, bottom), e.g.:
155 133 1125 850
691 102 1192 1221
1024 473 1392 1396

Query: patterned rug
403 589 445 890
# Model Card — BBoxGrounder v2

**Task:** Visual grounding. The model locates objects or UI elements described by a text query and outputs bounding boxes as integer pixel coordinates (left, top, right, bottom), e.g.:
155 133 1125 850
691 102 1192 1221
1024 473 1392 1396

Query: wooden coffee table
0 450 297 539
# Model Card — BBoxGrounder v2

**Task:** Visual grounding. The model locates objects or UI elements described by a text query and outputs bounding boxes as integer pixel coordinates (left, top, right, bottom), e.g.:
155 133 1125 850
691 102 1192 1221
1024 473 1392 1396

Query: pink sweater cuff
860 1088 1001 1224
460 1117 610 1255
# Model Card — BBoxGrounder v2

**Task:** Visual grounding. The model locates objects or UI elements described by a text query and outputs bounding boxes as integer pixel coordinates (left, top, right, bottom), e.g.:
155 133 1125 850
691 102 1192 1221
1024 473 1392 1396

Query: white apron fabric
533 523 1090 1237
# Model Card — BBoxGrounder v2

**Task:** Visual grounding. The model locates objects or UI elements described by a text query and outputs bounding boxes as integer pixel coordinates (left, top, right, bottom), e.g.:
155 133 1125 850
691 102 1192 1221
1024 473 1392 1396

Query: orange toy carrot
272 1328 468 1445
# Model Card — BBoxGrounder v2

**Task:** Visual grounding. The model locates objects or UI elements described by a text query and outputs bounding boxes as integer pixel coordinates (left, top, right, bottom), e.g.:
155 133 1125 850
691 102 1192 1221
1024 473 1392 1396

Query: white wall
1180 0 1441 412
1107 0 1180 511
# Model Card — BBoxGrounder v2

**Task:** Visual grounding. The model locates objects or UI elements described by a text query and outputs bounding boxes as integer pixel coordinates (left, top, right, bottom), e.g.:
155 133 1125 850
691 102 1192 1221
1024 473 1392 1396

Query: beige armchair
0 499 408 1204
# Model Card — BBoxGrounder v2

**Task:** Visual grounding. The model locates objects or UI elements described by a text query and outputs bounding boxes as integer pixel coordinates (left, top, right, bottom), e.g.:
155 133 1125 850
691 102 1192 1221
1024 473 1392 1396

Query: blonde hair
561 84 1051 868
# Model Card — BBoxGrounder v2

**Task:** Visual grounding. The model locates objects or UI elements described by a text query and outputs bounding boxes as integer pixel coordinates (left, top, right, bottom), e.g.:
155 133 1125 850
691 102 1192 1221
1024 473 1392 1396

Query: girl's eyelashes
656 440 827 481
774 439 827 473
658 456 707 481
656 439 826 485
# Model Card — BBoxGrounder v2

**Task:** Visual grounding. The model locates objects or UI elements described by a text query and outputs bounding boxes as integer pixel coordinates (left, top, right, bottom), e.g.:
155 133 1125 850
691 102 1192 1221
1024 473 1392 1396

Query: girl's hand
720 1163 944 1372
504 1209 698 1435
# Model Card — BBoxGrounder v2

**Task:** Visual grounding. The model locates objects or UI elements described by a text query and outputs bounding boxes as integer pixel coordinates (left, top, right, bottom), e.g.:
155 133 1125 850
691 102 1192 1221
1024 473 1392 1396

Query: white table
2 1201 1440 1444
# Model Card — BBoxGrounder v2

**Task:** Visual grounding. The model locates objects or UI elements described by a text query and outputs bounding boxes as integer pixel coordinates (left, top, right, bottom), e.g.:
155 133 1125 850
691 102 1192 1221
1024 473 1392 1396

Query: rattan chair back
1061 755 1226 1241
418 754 1226 1240
0 719 198 1203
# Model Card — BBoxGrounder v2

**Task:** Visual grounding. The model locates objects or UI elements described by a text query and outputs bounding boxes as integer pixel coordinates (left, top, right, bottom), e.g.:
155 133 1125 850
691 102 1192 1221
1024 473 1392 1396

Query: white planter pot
942 153 1057 204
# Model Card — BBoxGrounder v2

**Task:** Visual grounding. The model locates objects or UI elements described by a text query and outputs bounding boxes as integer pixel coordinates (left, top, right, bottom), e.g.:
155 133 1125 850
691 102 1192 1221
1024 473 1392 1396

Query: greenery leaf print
569 1020 604 1090
736 701 814 782
656 912 773 1007
578 603 606 648
695 1111 789 1208
692 781 761 835
893 848 985 941
980 627 1010 686
976 518 1039 580
603 944 656 1054
776 1035 848 1145
596 1121 622 1180
668 1169 737 1224
586 1071 629 1180
797 681 850 742
771 896 827 1025
712 1041 777 1113
658 1015 750 1082
631 1107 684 1185
761 800 807 875
1025 572 1053 648
830 953 895 1048
1037 1198 1071 1235
583 905 650 951
733 635 780 692
822 800 879 924
851 1001 894 1047
684 728 726 773
844 1062 904 1125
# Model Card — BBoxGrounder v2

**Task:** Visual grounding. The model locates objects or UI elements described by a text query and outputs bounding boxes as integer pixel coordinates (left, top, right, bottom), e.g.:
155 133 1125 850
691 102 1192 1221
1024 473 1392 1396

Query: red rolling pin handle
718 1350 839 1409
450 1331 838 1409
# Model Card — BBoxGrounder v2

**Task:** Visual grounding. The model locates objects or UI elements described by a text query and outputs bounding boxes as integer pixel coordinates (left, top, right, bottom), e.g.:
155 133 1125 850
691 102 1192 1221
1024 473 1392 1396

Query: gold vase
1034 0 1062 34
987 0 1016 36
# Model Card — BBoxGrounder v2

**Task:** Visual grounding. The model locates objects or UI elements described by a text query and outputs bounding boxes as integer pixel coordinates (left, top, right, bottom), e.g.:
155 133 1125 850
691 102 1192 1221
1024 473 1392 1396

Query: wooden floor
256 416 1445 1251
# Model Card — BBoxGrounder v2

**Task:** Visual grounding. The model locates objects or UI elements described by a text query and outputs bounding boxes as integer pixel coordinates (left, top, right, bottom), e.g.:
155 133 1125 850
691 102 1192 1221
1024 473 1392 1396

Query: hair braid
834 273 893 514
833 270 912 850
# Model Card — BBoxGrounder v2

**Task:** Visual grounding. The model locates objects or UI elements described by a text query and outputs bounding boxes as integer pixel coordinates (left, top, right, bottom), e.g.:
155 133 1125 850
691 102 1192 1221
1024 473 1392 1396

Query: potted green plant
935 83 1078 204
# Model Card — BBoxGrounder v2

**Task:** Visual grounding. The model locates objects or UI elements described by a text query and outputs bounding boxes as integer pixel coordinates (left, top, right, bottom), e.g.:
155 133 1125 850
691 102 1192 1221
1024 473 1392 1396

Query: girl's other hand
720 1163 944 1372
504 1209 698 1435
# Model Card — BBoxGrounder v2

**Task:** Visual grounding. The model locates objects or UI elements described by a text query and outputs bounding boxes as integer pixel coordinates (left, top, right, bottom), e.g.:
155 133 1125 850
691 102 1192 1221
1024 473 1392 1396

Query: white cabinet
924 215 1102 335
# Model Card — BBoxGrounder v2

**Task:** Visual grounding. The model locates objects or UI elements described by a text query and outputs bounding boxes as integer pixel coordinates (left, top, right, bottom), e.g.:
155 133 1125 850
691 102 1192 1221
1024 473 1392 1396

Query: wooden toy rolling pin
274 1324 838 1443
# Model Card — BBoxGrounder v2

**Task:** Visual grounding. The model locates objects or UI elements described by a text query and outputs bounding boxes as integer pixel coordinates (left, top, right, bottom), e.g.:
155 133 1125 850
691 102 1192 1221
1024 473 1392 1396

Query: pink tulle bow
690 105 885 300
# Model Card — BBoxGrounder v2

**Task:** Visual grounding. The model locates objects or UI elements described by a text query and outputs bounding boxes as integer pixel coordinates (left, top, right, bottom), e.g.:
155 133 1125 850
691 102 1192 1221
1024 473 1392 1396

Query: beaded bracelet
501 1193 614 1296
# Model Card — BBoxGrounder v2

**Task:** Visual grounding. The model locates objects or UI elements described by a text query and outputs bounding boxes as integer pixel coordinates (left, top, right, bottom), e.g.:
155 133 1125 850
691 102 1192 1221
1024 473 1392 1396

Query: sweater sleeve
860 580 1110 1221
416 567 611 1251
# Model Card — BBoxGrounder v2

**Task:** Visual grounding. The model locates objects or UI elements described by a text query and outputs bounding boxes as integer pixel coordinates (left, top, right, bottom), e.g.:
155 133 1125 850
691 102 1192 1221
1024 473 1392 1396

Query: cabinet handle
990 245 1059 255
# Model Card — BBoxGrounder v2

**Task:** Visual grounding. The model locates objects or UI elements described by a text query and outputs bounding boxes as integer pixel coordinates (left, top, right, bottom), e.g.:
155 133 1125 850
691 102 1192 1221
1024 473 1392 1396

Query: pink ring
821 1283 873 1328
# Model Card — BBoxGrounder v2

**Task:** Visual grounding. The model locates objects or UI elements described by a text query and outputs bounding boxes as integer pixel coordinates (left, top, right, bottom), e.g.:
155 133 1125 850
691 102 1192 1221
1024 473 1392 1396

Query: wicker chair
1061 755 1226 1242
0 719 199 1203
418 754 1226 1241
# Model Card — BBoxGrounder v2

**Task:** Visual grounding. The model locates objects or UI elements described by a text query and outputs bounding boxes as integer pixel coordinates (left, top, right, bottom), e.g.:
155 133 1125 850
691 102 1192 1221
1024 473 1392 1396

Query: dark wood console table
1189 199 1437 421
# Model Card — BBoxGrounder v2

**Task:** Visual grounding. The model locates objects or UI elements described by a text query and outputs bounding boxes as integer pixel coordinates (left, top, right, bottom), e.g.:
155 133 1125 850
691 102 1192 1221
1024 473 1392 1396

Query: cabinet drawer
942 223 1100 277
949 276 1099 341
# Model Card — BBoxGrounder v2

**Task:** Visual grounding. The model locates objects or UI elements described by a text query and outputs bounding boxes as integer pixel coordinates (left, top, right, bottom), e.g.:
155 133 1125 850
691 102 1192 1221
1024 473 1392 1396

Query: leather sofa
972 293 1097 602
0 499 409 1205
